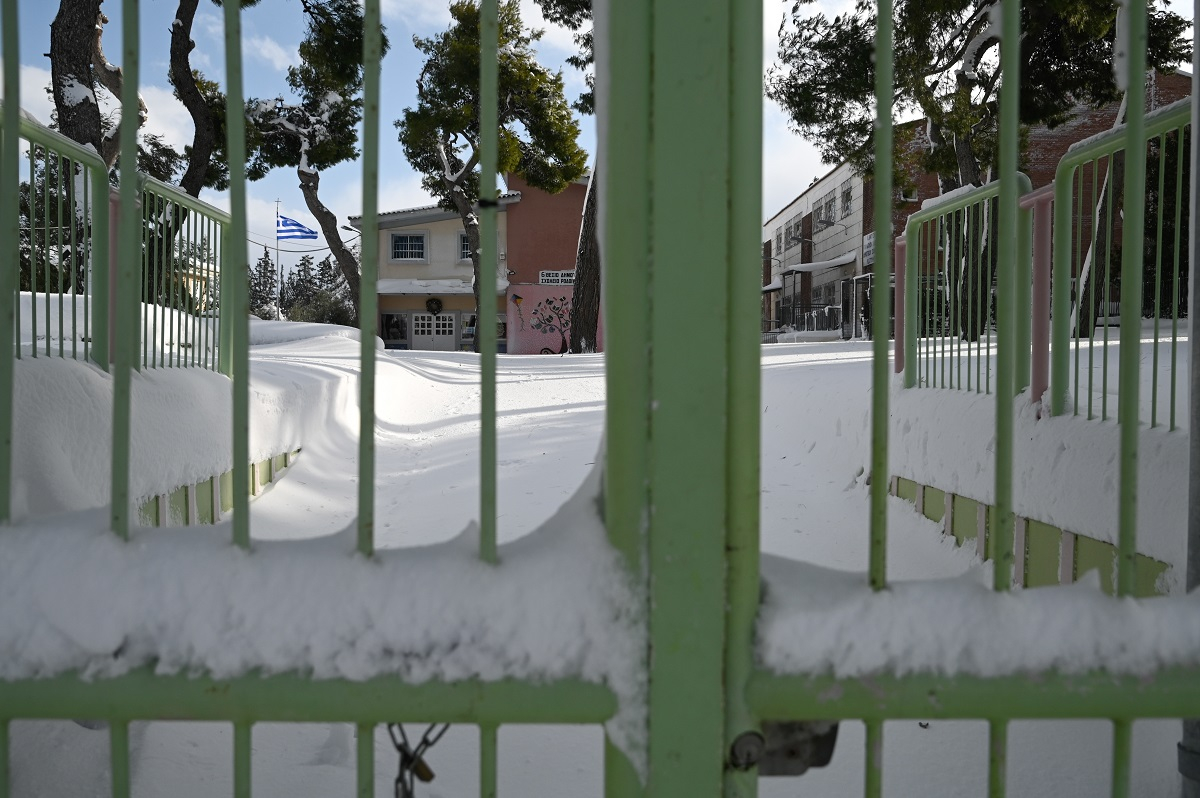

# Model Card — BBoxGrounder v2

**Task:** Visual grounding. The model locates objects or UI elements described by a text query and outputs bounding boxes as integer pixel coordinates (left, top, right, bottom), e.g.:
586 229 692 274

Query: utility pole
275 199 284 319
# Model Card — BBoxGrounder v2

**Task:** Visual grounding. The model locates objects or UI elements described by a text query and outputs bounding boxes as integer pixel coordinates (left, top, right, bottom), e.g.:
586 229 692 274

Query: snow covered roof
348 192 523 228
377 277 509 296
762 278 783 293
782 251 857 274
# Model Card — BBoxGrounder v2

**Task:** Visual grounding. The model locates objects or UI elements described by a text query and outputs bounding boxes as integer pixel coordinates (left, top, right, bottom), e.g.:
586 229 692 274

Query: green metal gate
2 0 1200 795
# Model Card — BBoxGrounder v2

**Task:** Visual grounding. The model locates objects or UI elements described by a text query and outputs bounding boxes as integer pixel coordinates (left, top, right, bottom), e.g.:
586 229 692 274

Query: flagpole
275 199 282 317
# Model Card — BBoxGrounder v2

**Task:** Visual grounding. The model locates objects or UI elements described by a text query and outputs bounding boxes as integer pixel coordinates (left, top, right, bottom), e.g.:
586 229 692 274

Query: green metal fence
897 175 1033 395
1 0 1200 796
1051 100 1192 429
8 110 109 365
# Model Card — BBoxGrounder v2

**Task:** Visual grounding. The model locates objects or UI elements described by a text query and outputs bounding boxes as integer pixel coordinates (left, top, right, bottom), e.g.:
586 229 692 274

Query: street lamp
340 224 362 241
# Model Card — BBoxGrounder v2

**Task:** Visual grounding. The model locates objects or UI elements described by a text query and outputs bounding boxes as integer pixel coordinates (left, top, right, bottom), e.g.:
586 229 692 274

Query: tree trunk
443 178 483 353
569 167 600 353
170 0 218 198
50 0 106 160
297 168 362 321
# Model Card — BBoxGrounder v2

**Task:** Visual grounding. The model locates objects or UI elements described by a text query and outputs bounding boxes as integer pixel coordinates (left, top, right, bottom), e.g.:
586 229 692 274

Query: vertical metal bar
602 0 650 572
170 204 180 366
1030 192 1052 402
233 721 251 798
1051 165 1075 416
600 0 651 782
894 238 905 374
111 0 142 539
864 720 883 798
75 161 83 361
1170 125 1184 431
110 721 131 798
643 0 734 789
1151 134 1166 427
356 723 374 798
357 0 382 557
992 0 1021 590
477 0 498 564
141 193 150 369
904 229 918 389
725 0 762 788
42 146 49 358
0 0 18 523
988 719 1007 798
56 154 64 358
1116 0 1146 596
1015 200 1032 394
0 718 8 798
29 148 38 361
1101 162 1113 421
872 0 893 590
966 207 974 391
1111 719 1131 798
480 724 497 798
223 0 250 549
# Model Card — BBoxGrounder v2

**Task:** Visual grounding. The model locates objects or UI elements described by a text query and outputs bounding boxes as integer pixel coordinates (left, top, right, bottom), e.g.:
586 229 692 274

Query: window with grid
391 233 426 260
840 179 853 217
460 232 471 261
774 227 782 255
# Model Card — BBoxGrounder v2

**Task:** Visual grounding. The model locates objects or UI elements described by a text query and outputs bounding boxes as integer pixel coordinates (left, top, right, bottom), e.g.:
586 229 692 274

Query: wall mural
507 285 574 354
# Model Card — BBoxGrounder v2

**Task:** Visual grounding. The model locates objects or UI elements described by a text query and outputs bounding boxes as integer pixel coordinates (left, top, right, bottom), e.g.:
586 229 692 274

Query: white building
762 162 867 337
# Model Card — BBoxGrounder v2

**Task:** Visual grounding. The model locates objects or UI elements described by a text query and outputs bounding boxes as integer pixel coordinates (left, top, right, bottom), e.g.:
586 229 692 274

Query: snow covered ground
5 324 1191 796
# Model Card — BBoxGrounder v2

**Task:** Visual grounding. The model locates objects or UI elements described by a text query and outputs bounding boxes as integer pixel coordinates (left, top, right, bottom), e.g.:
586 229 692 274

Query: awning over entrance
377 277 509 296
781 250 857 274
762 277 783 293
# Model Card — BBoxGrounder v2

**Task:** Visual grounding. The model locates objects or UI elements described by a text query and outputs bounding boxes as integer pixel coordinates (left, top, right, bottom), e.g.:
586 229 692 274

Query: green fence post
0 0 18 526
478 0 498 565
357 0 382 558
872 0 894 590
223 0 250 550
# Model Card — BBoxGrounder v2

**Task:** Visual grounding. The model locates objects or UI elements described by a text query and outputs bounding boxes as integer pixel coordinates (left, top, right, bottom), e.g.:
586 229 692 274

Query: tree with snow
396 0 588 352
250 247 279 319
245 0 389 318
766 0 1189 338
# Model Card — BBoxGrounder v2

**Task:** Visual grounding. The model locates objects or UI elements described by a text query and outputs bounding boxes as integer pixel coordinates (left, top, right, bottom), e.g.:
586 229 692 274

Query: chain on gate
388 722 450 798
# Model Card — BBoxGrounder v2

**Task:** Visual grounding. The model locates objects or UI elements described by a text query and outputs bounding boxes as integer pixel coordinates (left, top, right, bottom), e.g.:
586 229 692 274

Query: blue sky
6 0 834 269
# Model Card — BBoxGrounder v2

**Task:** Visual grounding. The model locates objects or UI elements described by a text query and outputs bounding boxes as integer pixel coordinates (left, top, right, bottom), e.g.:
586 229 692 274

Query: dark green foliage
396 0 588 211
767 0 1191 187
245 0 389 179
285 255 357 326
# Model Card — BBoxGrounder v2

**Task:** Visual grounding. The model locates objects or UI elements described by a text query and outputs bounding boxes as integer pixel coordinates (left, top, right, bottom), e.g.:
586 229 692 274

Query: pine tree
250 247 278 320
246 0 389 318
396 0 588 351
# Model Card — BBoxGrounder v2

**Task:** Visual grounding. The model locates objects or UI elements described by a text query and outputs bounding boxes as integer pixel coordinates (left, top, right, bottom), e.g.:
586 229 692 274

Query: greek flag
277 214 318 240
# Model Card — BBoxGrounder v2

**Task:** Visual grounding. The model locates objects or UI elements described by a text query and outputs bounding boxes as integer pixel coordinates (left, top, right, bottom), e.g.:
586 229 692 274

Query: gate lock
730 721 840 776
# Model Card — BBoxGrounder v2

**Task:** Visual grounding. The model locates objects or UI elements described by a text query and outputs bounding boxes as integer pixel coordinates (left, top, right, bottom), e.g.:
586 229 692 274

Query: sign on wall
539 270 577 285
862 232 875 266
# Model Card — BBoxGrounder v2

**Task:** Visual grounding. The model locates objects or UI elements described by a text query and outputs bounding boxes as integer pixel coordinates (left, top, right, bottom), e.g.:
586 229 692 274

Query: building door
411 312 456 351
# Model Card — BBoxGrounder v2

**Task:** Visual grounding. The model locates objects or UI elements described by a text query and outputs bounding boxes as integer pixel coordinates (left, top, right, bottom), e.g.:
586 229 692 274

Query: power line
245 233 341 254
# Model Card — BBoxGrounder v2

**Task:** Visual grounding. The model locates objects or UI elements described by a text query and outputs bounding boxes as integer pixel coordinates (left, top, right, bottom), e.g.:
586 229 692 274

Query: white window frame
390 231 429 263
840 179 853 217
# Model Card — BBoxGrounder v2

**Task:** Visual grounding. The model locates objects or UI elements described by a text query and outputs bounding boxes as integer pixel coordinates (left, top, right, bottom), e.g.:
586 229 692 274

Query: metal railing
8 108 110 366
1051 99 1191 429
0 0 1198 796
895 174 1033 395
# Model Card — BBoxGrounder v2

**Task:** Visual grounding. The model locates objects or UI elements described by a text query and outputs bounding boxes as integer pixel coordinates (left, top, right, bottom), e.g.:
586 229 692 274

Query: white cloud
381 0 452 31
0 65 56 127
762 103 827 223
139 85 196 155
247 35 300 72
519 0 581 60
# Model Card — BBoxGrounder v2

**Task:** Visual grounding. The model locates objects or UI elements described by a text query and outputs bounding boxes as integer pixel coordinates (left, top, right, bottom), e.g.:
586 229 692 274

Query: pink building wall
506 285 575 354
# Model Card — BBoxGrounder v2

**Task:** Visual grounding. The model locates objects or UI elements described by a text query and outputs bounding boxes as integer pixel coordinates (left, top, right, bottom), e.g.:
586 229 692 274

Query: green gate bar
357 0 382 557
0 0 20 525
478 0 498 565
223 0 251 550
